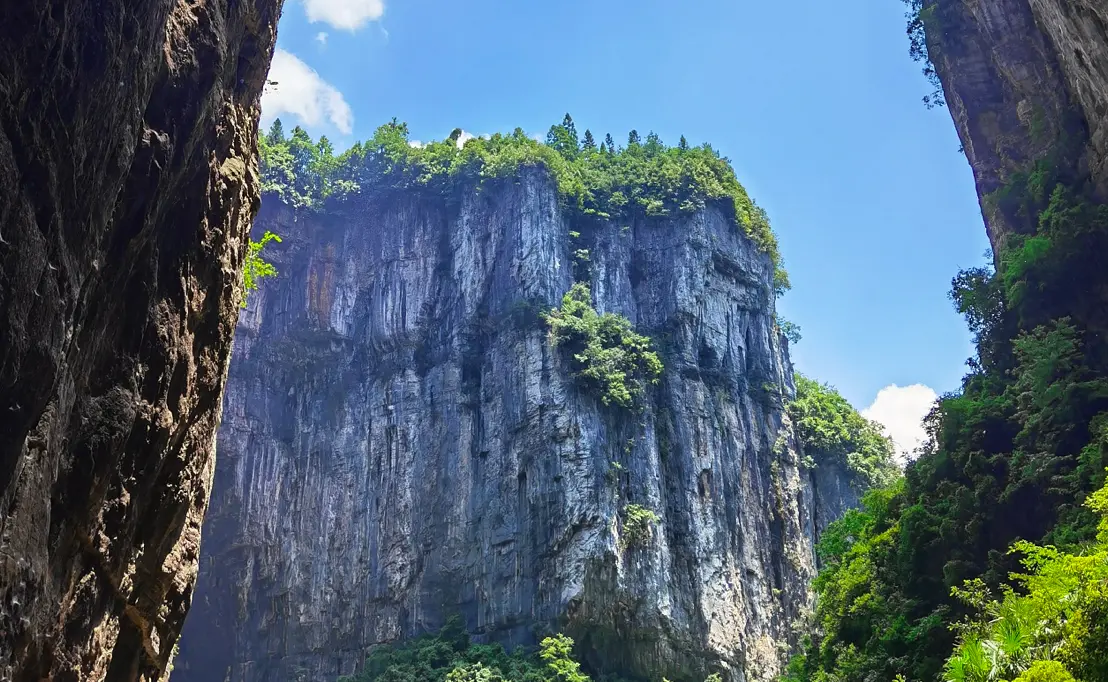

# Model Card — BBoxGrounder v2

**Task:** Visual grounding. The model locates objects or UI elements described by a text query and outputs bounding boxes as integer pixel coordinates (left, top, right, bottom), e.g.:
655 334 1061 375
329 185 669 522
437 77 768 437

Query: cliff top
257 115 788 290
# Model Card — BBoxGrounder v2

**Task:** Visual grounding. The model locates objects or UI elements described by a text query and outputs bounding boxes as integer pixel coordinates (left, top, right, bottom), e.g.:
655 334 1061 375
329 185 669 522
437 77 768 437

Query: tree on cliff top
256 116 788 286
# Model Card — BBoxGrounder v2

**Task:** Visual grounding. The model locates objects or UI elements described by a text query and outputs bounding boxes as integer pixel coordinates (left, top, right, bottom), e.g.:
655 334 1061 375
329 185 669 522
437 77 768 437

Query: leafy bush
620 504 660 550
1013 661 1077 682
257 116 787 288
775 315 802 344
544 284 662 408
242 230 282 308
788 374 899 487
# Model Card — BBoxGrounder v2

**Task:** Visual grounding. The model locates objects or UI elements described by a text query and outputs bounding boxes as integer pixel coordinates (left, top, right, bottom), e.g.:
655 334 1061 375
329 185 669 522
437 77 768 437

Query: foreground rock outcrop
176 168 859 682
924 0 1108 247
0 1 282 679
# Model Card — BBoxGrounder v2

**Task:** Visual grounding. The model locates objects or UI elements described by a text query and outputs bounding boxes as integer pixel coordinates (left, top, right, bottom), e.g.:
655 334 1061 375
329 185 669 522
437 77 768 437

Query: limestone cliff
922 0 1108 248
0 1 282 679
176 169 857 682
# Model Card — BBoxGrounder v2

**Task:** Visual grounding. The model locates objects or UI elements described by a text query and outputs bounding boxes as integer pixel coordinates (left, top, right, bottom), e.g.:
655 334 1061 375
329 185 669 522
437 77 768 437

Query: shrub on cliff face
241 230 282 308
544 284 663 408
257 115 788 289
619 504 661 550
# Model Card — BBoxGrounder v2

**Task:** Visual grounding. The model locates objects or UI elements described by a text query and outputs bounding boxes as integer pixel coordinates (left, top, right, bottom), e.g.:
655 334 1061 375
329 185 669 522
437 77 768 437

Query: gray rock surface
925 0 1108 251
0 1 282 679
176 171 856 682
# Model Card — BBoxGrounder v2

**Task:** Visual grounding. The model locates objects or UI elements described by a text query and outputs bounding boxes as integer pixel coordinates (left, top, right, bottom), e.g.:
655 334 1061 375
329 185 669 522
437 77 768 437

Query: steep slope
175 124 870 682
0 1 282 679
782 3 1108 681
920 0 1108 246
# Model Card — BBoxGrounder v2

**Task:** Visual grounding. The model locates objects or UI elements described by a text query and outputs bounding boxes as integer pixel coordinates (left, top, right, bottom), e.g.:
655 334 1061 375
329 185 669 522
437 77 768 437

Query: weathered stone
926 0 1108 252
0 1 282 679
176 173 858 682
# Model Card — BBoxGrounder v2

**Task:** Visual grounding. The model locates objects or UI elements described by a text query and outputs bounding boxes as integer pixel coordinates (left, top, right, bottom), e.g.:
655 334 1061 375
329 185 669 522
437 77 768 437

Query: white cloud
315 31 329 45
262 48 353 135
455 130 476 148
409 140 424 148
303 0 384 31
862 384 939 465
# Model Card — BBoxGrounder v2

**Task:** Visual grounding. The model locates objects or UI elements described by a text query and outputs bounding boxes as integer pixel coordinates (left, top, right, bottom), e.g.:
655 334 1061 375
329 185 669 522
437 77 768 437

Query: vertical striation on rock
0 1 283 679
922 0 1108 250
177 169 858 682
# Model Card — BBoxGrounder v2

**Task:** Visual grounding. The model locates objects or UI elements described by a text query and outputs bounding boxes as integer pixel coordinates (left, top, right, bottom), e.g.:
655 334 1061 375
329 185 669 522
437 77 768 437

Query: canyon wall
924 0 1107 247
177 172 858 682
0 1 282 679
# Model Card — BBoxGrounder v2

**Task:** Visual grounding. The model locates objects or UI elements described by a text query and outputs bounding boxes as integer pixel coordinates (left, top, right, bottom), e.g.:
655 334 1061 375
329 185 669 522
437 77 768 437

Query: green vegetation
788 374 899 487
620 504 661 550
337 617 719 682
544 283 663 408
338 618 585 682
257 115 786 287
901 0 946 109
241 230 282 308
776 315 802 345
781 154 1108 681
943 480 1108 682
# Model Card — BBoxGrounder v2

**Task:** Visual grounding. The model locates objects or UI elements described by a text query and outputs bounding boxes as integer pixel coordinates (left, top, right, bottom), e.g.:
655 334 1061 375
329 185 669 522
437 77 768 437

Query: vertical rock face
925 0 1108 248
0 1 282 680
177 172 857 682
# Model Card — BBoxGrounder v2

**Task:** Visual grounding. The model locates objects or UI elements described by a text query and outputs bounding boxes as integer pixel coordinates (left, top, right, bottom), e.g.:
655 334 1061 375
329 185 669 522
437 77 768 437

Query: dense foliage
943 480 1108 681
338 618 590 682
788 375 899 487
257 116 787 290
544 283 663 409
782 150 1108 680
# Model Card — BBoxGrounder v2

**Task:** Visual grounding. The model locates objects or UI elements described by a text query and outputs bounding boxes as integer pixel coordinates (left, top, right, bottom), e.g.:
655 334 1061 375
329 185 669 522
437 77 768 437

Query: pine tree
627 129 641 146
562 114 578 143
582 129 597 151
599 141 608 154
678 135 689 151
546 115 580 157
604 133 615 152
267 118 286 145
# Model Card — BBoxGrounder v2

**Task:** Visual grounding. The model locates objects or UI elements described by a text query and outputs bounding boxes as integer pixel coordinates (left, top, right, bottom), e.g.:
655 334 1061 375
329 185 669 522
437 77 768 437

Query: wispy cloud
303 0 385 31
315 32 329 46
862 384 939 465
262 48 353 135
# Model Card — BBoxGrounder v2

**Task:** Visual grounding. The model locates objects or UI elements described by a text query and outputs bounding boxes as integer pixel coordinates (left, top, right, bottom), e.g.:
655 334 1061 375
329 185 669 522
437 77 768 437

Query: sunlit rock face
177 170 855 682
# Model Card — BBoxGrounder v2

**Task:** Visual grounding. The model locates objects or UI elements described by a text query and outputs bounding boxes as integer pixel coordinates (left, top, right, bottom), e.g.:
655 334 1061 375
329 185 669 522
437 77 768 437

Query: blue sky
262 0 992 457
